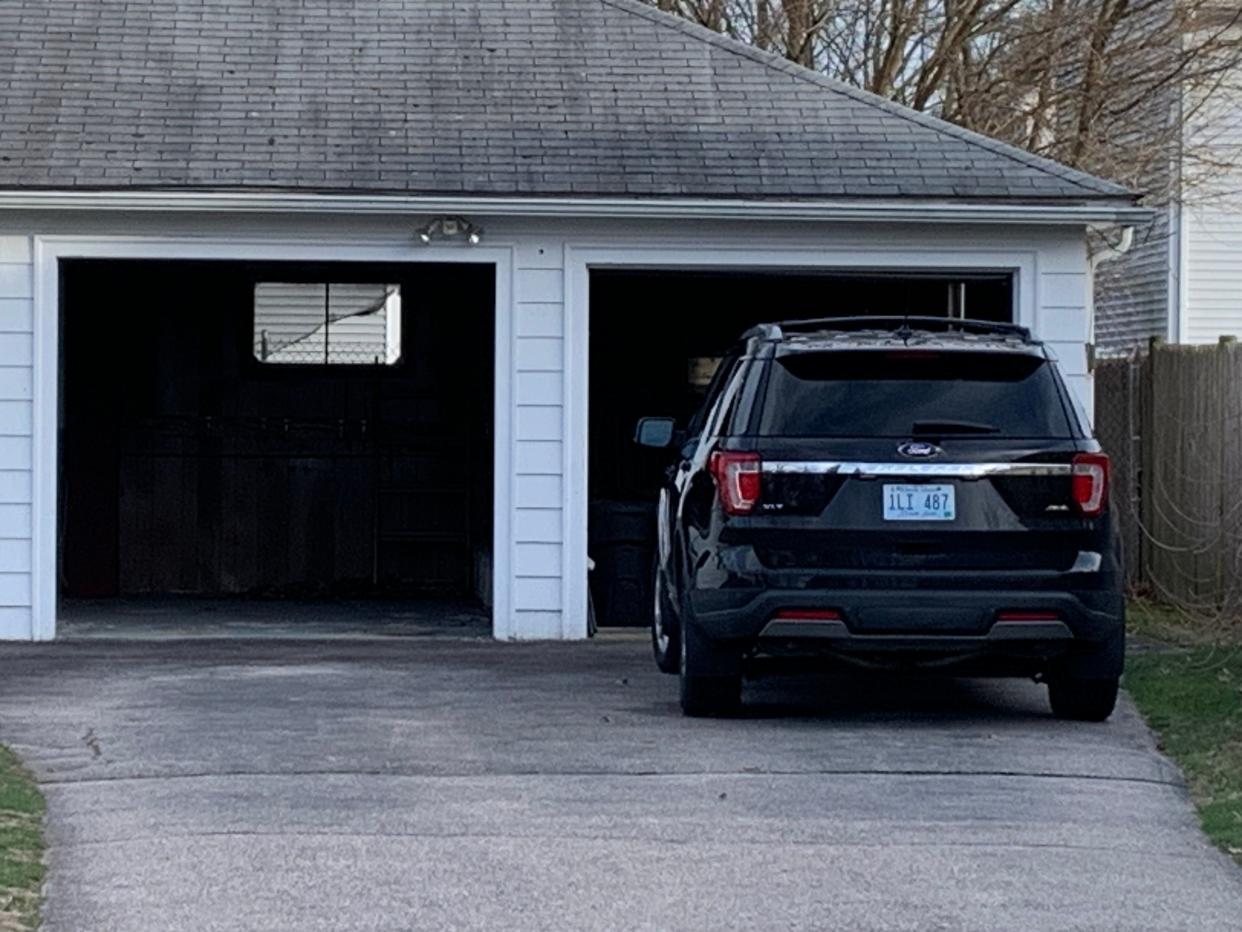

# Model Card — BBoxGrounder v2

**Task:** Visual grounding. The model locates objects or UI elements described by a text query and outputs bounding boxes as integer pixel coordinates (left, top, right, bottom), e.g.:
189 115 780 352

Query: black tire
651 557 680 674
1048 676 1119 722
1048 618 1124 722
679 625 742 717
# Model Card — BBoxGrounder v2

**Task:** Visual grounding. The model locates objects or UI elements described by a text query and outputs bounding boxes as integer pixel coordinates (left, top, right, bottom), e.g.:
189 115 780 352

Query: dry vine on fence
1096 339 1242 638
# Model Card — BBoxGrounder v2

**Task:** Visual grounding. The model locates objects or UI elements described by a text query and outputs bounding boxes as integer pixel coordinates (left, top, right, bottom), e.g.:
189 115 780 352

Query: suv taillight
1072 452 1109 517
710 451 762 516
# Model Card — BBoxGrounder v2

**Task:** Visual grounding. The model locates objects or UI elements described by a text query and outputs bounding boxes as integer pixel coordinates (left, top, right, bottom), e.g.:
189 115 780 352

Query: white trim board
32 235 515 641
562 243 1040 639
16 227 1088 643
0 191 1150 226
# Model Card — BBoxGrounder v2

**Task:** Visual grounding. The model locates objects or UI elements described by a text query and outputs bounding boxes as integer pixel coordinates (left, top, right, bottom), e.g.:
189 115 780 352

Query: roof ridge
599 0 1135 200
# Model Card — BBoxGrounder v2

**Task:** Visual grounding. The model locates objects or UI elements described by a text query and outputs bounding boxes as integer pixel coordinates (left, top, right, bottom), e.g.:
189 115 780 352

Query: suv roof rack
746 316 1034 344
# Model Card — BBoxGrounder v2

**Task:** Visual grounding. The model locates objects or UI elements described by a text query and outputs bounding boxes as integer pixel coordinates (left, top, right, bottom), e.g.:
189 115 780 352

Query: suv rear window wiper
911 420 1000 435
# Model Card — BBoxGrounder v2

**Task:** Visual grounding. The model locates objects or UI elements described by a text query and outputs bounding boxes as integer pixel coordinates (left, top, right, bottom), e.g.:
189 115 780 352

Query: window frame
251 280 405 369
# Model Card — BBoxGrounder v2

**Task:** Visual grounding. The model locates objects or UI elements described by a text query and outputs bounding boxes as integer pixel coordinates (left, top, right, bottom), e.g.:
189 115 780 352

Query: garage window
253 282 403 365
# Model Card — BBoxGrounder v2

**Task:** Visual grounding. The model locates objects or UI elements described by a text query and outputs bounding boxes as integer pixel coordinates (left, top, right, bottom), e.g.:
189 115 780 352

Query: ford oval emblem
897 441 942 459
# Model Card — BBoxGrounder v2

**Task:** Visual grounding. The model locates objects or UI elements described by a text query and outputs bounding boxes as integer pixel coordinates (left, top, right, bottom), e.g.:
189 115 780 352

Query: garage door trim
565 243 1038 640
32 235 515 641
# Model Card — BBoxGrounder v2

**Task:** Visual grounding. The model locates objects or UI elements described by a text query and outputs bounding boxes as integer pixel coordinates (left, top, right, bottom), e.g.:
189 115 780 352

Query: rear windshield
757 350 1075 438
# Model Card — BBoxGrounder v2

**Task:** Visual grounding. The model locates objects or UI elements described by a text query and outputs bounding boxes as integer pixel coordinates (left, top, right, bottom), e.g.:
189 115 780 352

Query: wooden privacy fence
1094 339 1242 615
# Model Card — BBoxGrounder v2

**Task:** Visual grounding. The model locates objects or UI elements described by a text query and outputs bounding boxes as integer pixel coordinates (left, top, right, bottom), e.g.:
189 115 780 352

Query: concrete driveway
1 636 1239 931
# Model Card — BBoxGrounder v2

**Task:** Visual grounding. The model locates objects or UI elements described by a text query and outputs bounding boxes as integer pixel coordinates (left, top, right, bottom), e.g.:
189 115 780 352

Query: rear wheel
1048 676 1119 722
651 558 681 674
1048 622 1124 721
679 625 742 718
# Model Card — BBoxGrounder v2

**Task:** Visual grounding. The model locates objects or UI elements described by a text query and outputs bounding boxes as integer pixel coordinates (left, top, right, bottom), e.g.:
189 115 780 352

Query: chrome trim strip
762 461 1072 479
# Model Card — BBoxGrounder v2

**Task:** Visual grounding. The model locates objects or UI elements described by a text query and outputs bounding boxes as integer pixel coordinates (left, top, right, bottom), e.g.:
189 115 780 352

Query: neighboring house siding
1092 51 1177 352
0 235 32 640
1185 200 1242 342
1094 73 1242 348
1183 83 1242 343
1094 210 1171 351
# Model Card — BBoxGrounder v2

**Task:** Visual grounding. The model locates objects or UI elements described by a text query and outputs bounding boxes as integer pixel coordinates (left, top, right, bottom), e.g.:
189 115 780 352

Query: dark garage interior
587 268 1014 627
58 259 495 630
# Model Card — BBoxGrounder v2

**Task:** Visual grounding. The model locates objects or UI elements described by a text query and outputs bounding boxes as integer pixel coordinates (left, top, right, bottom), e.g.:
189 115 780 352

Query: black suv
635 317 1124 720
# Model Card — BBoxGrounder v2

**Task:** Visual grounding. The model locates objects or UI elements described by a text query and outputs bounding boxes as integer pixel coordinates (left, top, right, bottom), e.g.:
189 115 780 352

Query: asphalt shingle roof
0 0 1135 202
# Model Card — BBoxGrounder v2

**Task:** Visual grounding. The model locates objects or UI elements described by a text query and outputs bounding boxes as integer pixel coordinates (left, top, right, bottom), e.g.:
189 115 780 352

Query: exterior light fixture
414 216 483 245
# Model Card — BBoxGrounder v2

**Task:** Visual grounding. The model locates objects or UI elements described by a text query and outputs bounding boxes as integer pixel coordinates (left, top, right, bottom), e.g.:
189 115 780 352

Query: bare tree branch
644 0 1242 203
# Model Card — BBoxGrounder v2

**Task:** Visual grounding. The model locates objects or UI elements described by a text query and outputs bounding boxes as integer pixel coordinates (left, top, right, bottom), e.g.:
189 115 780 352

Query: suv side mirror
634 417 678 450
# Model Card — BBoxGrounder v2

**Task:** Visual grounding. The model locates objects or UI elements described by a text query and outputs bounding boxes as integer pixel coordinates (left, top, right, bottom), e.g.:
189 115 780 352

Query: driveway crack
35 767 1184 788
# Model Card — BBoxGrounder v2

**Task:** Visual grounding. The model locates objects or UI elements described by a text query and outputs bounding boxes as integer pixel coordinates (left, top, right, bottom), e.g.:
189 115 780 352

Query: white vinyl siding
1037 254 1093 414
511 244 569 638
1184 77 1242 344
1040 268 1092 410
0 219 1096 641
1185 205 1242 343
0 235 32 639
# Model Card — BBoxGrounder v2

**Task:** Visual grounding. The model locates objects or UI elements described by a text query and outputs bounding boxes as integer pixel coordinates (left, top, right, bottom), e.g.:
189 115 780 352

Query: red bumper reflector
996 611 1060 622
773 609 842 621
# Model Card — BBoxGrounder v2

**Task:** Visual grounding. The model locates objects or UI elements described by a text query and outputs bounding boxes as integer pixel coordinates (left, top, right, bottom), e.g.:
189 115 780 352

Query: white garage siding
0 235 33 640
0 217 1096 641
512 244 569 639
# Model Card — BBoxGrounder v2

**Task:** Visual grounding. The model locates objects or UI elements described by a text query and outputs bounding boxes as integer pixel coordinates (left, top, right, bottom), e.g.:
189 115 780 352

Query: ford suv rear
635 317 1124 720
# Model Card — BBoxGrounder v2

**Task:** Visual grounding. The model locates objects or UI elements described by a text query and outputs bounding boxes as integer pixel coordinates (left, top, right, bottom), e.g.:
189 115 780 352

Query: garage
57 259 496 633
0 0 1146 642
586 268 1015 627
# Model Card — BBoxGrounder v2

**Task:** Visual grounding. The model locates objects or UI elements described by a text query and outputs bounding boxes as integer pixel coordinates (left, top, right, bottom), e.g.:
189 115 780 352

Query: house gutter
1085 223 1137 367
0 190 1150 226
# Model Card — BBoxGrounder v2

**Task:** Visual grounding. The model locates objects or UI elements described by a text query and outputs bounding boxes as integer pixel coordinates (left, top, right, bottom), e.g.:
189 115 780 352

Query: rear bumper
690 585 1121 640
685 584 1124 674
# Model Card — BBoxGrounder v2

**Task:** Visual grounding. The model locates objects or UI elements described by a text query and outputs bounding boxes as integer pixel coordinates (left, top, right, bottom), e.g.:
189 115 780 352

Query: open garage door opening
587 268 1014 628
58 259 495 637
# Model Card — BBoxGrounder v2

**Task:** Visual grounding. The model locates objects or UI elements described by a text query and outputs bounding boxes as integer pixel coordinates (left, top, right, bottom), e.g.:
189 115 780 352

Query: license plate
883 484 955 521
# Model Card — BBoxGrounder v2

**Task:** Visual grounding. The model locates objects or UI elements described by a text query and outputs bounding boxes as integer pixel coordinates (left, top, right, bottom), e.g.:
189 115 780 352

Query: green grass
1125 602 1242 864
0 745 44 930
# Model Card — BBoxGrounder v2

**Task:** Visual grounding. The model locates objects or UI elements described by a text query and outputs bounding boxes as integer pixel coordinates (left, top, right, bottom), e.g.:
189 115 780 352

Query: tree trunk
781 0 814 68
